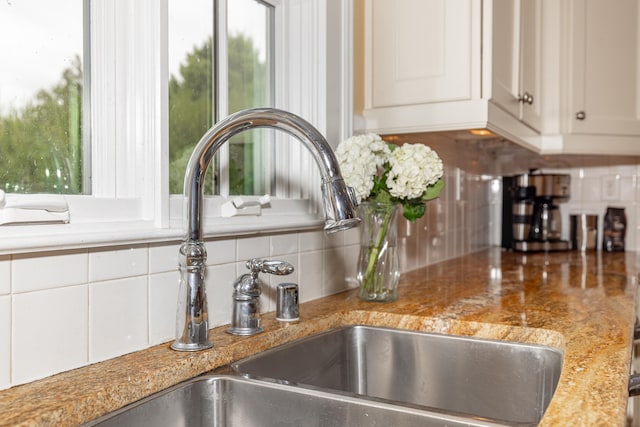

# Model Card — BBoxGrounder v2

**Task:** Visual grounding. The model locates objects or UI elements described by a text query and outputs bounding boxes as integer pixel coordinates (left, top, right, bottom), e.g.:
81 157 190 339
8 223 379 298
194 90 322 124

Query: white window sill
0 214 325 255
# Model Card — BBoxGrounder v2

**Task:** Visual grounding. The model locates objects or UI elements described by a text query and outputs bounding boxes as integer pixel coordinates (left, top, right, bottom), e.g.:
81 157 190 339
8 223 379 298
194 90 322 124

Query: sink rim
231 324 564 425
83 373 518 427
233 324 565 365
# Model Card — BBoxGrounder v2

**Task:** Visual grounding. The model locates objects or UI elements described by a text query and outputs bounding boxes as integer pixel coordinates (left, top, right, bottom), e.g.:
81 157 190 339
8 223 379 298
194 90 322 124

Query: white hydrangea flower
336 133 390 202
386 143 443 200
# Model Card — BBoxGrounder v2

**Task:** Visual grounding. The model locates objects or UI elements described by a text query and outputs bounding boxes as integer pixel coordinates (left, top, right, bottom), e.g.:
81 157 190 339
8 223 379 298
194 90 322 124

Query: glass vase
357 201 400 302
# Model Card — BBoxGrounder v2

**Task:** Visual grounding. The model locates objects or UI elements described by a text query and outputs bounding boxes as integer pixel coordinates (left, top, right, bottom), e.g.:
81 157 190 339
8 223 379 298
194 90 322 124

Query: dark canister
602 207 626 252
570 214 598 251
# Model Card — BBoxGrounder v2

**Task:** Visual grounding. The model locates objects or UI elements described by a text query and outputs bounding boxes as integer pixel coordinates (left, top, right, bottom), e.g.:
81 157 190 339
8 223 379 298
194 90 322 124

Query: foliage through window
168 0 273 196
0 1 86 194
0 0 272 198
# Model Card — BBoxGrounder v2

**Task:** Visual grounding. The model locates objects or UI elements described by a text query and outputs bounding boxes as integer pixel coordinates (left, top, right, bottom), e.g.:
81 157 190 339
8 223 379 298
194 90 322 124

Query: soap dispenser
227 258 294 336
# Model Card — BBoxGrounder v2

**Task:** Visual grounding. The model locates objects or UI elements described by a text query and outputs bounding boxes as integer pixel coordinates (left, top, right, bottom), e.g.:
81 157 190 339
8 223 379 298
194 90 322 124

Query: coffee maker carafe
530 199 561 241
502 172 571 252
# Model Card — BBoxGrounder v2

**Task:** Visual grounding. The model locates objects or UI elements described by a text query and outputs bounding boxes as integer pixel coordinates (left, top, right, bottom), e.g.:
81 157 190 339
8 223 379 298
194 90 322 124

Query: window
168 0 274 196
0 0 352 252
0 0 87 194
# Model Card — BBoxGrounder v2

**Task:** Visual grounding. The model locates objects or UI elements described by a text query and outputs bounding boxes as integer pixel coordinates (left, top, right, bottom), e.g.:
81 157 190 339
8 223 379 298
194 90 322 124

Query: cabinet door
491 0 542 131
368 0 474 108
569 0 640 135
492 0 521 118
520 0 543 131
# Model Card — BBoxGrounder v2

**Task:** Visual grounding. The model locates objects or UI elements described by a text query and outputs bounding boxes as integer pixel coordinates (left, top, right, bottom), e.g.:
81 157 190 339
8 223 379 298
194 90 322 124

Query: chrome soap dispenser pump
227 258 294 336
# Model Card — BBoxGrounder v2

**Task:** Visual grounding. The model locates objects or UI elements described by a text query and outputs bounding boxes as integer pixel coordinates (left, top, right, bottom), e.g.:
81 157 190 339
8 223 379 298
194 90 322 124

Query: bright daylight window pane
0 1 86 194
227 0 272 195
168 0 214 195
168 0 273 196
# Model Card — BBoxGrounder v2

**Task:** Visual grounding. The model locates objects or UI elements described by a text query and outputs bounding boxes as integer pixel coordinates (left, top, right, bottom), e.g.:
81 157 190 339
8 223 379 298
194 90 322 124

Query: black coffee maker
502 172 571 252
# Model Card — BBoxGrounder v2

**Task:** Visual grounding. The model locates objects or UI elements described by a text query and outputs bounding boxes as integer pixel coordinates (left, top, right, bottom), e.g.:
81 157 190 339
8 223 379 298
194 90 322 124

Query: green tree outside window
0 33 266 196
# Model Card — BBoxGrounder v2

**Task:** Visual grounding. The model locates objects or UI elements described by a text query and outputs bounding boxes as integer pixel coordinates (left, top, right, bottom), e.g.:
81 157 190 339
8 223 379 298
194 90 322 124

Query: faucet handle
227 258 294 337
246 258 294 276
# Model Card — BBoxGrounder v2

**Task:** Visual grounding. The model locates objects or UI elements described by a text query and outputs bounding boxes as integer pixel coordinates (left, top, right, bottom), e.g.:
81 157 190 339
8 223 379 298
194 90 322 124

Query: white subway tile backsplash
343 245 360 289
324 247 351 296
399 218 420 272
12 286 88 386
0 296 10 389
445 229 457 260
434 201 446 234
205 238 236 265
299 230 324 252
416 232 430 270
620 176 636 202
89 246 148 282
149 271 180 345
12 250 88 293
324 231 344 248
428 233 446 264
613 164 637 176
205 263 236 328
343 227 360 246
270 233 299 256
570 172 583 200
620 205 637 250
89 277 148 363
583 166 610 178
0 256 9 295
398 238 416 273
149 242 180 274
600 174 621 201
237 236 270 261
560 164 640 251
299 251 323 302
444 170 457 201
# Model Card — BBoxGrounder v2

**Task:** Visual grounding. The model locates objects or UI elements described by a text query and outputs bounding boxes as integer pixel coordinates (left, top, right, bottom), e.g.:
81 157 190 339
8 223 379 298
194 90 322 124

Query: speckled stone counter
1 249 638 426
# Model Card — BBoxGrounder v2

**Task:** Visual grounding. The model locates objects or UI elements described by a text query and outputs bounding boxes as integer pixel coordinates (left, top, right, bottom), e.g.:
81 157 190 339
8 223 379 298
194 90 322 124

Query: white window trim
0 0 353 255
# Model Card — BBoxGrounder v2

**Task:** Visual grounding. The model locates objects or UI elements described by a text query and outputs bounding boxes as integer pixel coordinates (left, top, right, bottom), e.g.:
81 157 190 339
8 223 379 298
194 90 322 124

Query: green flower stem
361 205 393 296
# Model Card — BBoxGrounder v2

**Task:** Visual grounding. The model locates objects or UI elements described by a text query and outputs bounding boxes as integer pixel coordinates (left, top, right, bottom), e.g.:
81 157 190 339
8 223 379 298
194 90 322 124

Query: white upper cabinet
492 0 543 132
360 0 543 151
491 1 521 120
361 0 488 135
369 0 474 108
358 0 640 155
561 0 640 154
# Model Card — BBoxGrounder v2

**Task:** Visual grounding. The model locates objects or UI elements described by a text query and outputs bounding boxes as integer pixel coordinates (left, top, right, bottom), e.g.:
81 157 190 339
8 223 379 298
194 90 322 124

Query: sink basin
232 325 563 426
84 374 508 427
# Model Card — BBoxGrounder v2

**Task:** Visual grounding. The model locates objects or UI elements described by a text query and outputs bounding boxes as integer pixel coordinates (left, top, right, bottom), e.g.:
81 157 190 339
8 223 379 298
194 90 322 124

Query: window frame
0 0 353 255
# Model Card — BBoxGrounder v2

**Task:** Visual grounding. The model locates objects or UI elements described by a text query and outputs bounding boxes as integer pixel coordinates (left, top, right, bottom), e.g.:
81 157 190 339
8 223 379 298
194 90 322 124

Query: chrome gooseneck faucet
171 107 361 351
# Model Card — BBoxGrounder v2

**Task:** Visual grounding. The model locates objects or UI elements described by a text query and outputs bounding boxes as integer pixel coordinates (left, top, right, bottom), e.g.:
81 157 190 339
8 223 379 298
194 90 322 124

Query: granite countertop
0 248 638 426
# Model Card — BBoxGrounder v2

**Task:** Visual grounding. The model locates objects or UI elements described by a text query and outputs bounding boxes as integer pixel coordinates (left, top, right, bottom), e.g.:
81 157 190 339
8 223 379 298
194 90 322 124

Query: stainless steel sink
232 325 563 426
84 374 509 427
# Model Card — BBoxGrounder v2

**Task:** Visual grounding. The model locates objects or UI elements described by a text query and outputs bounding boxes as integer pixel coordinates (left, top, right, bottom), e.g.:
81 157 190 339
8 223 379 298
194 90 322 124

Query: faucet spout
171 108 360 351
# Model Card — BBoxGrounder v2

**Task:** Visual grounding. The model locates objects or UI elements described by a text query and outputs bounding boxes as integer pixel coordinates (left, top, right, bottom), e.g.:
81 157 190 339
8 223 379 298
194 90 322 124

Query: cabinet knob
519 92 534 105
576 111 586 120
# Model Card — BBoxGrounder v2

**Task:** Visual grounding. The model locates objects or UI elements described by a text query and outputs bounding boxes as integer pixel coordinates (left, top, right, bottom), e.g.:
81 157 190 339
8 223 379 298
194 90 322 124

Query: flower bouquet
336 133 444 301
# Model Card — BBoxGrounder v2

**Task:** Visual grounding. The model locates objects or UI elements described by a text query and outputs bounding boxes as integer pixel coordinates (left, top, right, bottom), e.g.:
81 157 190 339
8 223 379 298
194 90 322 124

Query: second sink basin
232 325 563 426
85 374 508 427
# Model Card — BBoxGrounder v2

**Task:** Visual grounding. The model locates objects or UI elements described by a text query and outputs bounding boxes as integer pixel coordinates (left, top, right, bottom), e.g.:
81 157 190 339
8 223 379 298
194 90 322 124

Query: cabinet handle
519 92 534 105
576 111 586 120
